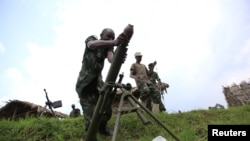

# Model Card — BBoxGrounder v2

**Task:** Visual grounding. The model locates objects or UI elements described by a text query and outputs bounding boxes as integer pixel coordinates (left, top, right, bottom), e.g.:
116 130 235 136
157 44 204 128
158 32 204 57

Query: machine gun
40 89 62 117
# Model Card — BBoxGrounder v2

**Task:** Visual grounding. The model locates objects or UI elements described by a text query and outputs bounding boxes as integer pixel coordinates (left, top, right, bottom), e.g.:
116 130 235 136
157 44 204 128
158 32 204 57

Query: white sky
0 0 250 115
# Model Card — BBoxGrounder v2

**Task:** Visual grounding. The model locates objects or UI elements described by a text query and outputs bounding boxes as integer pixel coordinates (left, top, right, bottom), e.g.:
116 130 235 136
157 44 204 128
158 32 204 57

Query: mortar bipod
112 86 181 141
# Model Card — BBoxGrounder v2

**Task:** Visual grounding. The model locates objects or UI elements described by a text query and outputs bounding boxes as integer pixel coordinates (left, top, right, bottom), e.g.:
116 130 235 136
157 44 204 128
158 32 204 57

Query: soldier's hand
117 33 129 46
113 38 120 46
154 61 157 66
135 76 140 80
122 53 127 63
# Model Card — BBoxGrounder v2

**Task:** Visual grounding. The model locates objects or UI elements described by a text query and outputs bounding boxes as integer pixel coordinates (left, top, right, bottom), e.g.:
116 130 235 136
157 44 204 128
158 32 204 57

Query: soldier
130 52 161 112
75 28 127 136
148 63 167 112
69 104 81 117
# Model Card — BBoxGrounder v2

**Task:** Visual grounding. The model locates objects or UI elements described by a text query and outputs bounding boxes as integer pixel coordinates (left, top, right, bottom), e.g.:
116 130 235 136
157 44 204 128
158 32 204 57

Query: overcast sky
0 0 250 115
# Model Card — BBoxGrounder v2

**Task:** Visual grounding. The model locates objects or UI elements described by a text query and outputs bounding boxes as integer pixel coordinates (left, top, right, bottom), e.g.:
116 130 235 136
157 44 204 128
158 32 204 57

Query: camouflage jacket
69 109 80 117
75 35 114 94
148 71 160 85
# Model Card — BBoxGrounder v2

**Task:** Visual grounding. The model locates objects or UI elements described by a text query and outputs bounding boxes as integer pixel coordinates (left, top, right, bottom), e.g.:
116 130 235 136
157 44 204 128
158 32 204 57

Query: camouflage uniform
148 71 166 112
75 35 113 131
130 63 161 111
70 108 81 117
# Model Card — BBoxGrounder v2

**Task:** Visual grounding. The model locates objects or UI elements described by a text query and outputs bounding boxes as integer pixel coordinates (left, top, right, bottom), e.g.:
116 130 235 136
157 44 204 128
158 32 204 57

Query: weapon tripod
40 89 55 117
109 74 181 141
40 89 62 118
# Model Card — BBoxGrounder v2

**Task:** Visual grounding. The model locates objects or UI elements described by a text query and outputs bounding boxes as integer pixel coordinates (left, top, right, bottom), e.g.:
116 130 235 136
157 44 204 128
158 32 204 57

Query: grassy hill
0 104 250 141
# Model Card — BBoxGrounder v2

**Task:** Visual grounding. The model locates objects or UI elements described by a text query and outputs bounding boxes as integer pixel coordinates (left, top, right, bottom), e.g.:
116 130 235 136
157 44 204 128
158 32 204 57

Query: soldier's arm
87 32 129 49
88 40 117 49
146 65 151 76
130 64 139 80
130 69 136 79
85 35 119 49
107 51 114 63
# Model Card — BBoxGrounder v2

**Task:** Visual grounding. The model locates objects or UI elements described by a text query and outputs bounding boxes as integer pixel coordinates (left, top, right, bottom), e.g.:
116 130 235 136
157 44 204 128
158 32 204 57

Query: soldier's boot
99 121 113 136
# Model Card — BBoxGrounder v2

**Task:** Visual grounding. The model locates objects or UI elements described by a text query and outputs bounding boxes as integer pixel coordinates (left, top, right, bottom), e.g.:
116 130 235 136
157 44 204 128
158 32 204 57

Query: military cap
134 52 142 57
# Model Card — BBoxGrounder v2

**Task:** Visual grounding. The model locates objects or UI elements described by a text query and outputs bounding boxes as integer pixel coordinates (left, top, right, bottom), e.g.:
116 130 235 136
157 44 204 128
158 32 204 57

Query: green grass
0 104 250 141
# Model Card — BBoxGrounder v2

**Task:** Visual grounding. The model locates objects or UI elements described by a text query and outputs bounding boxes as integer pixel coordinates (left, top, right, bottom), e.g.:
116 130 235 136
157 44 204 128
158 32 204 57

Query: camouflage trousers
78 79 112 131
138 82 161 111
155 85 166 111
